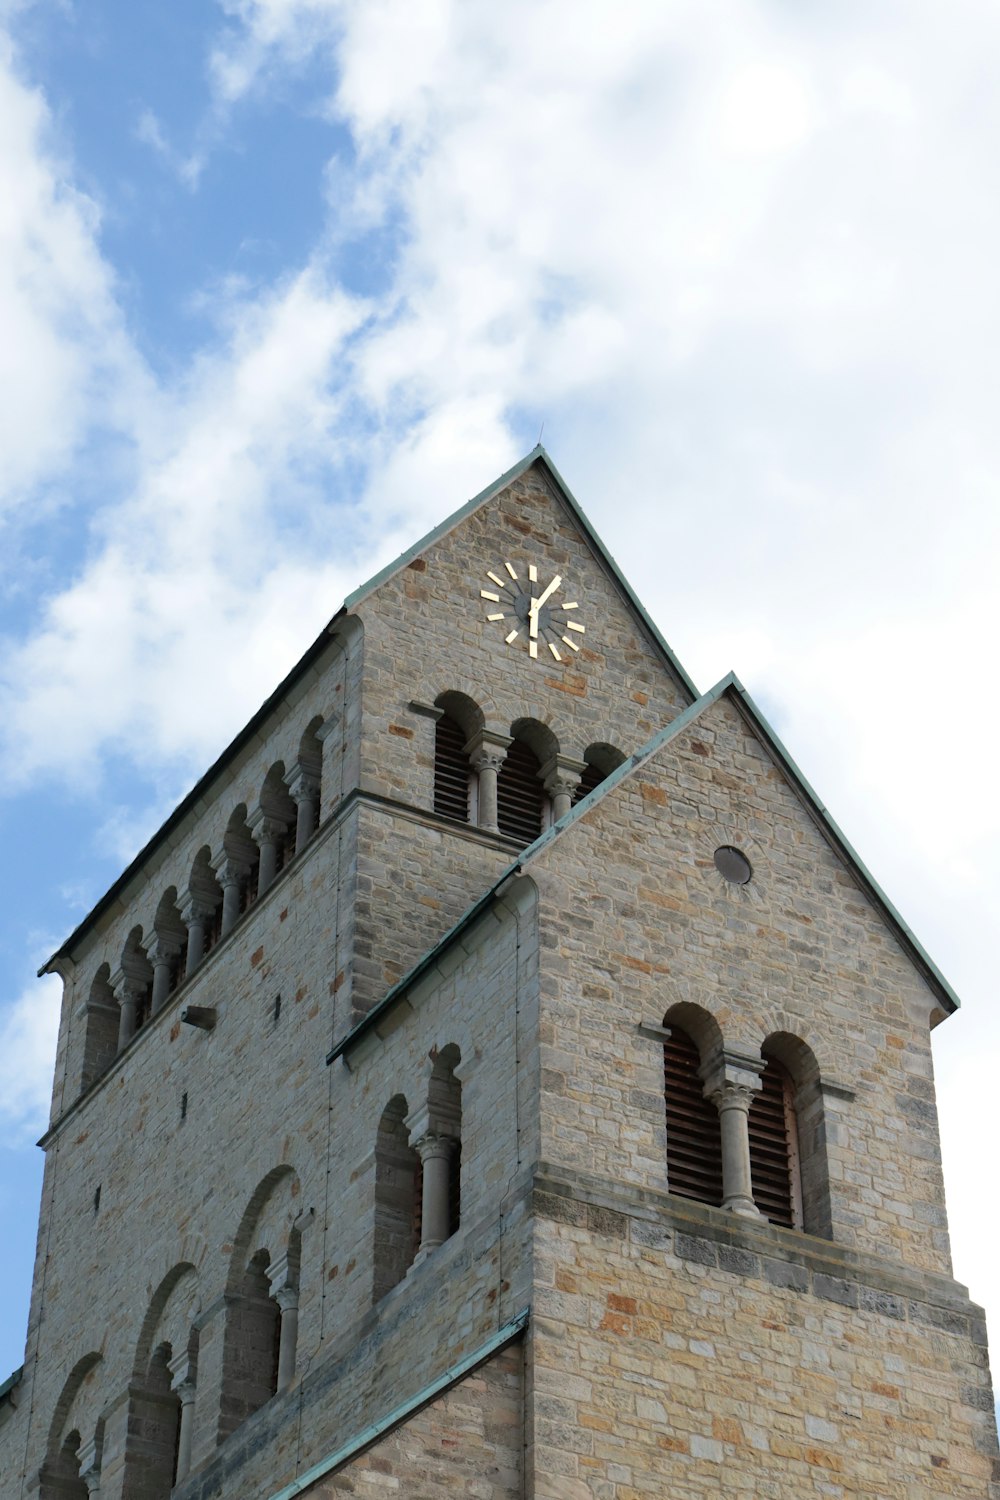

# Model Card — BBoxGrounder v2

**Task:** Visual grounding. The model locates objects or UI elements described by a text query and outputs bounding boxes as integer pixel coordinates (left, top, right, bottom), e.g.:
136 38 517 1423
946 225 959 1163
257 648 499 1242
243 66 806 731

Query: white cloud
0 976 60 1145
0 32 145 516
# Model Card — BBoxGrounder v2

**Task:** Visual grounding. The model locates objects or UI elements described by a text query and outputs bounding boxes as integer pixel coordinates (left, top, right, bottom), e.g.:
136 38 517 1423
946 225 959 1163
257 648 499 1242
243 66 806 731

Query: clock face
480 559 586 661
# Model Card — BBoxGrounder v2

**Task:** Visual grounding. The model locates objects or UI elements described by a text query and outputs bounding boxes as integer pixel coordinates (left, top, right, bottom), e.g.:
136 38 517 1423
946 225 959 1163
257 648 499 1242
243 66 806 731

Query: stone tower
1 449 996 1499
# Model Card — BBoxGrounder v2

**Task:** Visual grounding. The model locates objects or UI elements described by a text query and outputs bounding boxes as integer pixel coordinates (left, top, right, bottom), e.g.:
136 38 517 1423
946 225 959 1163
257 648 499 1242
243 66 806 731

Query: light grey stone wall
527 687 954 1273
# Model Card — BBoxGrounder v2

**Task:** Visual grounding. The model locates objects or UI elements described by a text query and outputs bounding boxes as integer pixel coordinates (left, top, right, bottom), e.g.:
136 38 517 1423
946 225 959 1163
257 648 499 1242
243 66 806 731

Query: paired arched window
663 1019 818 1231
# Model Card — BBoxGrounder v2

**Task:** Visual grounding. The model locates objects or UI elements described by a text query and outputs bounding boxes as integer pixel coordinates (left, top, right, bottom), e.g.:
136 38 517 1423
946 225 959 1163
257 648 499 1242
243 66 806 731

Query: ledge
531 1162 986 1339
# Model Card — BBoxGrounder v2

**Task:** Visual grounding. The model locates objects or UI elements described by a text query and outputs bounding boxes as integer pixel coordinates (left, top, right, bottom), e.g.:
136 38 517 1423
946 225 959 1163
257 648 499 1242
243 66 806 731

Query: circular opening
714 845 752 885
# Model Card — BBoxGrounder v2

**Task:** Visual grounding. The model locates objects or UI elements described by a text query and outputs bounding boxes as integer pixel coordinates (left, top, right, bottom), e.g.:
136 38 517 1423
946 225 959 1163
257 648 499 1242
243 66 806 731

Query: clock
480 559 586 661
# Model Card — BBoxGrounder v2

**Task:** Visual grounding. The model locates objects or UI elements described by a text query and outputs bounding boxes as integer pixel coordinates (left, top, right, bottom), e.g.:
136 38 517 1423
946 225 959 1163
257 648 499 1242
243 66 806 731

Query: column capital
465 728 512 770
700 1048 764 1110
405 1101 461 1145
168 1345 197 1393
539 752 587 786
286 761 321 804
109 968 147 1004
411 1131 459 1166
247 811 288 848
78 1435 102 1494
179 889 217 926
212 854 251 890
145 934 183 968
265 1249 298 1300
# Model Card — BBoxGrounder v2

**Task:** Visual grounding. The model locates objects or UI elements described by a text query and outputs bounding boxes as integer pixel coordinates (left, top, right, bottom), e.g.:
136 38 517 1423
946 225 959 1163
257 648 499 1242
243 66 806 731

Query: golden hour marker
504 561 518 580
528 564 538 583
481 590 501 602
548 642 563 661
486 571 505 588
529 639 538 659
566 621 585 633
487 612 505 621
563 601 578 610
505 628 519 644
562 635 579 651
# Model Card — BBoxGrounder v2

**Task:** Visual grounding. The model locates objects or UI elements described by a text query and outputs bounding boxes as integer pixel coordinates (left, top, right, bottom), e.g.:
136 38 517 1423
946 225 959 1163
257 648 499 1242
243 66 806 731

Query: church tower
1 450 996 1499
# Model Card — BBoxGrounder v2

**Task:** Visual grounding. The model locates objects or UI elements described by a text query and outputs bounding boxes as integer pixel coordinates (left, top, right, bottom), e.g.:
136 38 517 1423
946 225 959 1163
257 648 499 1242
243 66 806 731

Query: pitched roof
329 671 958 1064
41 448 694 972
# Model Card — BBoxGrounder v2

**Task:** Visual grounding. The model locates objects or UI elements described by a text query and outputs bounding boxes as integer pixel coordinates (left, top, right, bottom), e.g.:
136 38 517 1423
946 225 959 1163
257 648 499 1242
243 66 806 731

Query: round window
714 845 752 885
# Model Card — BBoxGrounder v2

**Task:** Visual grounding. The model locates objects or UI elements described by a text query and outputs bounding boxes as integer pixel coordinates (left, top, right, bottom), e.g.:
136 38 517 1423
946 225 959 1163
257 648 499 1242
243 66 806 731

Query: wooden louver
573 759 606 804
664 1026 723 1207
497 738 544 844
434 713 471 823
748 1056 801 1229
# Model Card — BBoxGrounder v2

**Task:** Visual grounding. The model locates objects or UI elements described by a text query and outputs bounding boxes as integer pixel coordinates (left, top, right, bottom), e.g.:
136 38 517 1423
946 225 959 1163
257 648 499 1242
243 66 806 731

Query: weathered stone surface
2 458 996 1500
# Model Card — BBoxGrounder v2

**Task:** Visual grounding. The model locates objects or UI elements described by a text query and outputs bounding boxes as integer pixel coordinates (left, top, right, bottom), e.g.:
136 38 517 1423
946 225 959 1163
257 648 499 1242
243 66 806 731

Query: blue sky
1 0 999 1404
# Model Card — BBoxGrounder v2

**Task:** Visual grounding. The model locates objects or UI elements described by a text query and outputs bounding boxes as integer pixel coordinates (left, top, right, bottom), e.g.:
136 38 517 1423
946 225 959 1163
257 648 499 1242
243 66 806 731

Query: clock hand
534 573 562 611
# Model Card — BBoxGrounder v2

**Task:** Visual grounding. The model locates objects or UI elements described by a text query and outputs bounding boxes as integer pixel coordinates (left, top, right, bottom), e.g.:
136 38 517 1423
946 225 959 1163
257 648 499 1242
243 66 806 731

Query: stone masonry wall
530 1196 997 1499
301 1342 523 1500
348 466 693 1015
528 688 954 1274
54 625 357 1120
1 832 537 1500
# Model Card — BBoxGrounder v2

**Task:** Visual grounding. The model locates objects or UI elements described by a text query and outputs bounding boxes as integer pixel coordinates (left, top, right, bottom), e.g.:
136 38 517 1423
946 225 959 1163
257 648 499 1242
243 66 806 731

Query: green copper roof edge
722 677 961 1015
0 1366 23 1403
330 668 958 1064
344 445 699 701
266 1308 530 1500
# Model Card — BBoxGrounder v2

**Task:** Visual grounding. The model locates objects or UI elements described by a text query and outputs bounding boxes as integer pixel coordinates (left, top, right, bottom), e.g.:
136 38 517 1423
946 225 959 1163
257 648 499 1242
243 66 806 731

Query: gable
348 455 697 817
347 445 698 703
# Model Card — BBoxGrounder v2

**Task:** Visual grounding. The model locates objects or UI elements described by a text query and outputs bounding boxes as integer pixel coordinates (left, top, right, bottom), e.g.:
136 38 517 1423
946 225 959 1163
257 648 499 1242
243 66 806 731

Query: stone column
702 1052 764 1218
111 971 145 1051
287 763 321 850
541 754 587 822
249 813 288 897
265 1251 300 1392
466 730 512 834
179 892 216 977
413 1134 458 1253
78 1435 101 1497
213 856 250 937
168 1348 197 1486
147 937 183 1013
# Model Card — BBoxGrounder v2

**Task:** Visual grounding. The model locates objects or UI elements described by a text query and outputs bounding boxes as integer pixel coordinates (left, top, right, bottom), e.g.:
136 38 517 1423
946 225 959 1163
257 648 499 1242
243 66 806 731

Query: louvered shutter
434 713 471 823
664 1027 723 1206
573 759 606 804
748 1057 802 1228
497 738 544 844
448 1139 462 1237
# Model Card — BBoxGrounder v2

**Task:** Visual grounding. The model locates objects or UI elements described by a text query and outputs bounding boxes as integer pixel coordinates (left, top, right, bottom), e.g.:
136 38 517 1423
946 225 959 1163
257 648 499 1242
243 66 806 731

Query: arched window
663 1025 723 1208
573 742 626 805
434 712 472 823
373 1095 419 1303
228 1252 281 1428
432 692 482 825
123 1344 182 1500
497 737 545 843
420 1044 462 1251
748 1054 802 1229
40 1431 89 1499
81 965 118 1091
